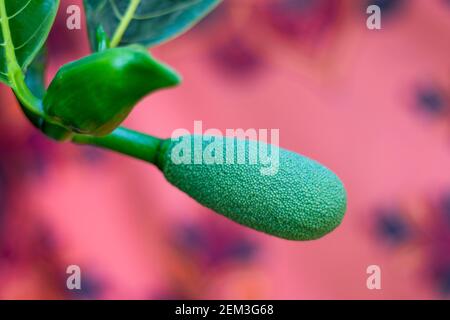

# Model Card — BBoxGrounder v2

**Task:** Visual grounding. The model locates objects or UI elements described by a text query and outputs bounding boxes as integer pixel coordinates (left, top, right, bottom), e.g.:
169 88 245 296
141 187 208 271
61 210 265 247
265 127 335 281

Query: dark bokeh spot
211 37 262 77
68 272 104 299
441 193 450 226
432 262 450 296
177 223 207 252
375 207 411 245
439 268 450 295
226 238 258 261
367 0 404 15
174 221 259 267
415 85 448 117
263 0 338 38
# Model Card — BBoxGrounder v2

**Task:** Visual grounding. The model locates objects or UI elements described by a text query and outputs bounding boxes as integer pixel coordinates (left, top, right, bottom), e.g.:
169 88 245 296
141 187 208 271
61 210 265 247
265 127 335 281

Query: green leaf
43 45 181 136
84 0 221 51
0 0 59 86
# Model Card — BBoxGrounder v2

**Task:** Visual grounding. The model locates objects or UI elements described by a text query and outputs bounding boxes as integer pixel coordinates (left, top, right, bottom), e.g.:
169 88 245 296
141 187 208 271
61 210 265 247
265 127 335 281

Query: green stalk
110 0 141 48
72 127 163 165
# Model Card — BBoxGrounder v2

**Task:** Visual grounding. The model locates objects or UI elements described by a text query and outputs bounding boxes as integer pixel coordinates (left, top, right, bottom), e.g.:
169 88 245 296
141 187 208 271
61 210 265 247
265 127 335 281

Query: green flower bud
43 45 180 136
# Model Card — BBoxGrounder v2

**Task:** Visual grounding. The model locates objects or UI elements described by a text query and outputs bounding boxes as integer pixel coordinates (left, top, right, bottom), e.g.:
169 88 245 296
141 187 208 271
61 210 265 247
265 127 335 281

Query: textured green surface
43 46 180 136
158 136 347 241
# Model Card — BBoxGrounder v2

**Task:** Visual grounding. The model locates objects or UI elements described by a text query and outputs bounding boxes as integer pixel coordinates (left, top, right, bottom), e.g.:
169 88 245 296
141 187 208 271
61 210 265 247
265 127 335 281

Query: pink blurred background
0 0 450 299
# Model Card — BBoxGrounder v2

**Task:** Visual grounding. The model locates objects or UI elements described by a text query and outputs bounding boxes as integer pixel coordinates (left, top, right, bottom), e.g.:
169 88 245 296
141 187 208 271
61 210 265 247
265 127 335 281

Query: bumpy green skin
157 136 347 241
43 45 180 136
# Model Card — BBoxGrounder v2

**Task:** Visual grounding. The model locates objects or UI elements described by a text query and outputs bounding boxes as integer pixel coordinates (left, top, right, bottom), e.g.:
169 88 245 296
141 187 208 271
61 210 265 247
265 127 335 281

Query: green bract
43 46 180 136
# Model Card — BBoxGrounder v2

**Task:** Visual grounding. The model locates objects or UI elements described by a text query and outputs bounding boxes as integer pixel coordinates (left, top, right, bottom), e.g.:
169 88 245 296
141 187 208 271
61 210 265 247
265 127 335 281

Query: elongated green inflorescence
156 135 347 241
73 130 347 240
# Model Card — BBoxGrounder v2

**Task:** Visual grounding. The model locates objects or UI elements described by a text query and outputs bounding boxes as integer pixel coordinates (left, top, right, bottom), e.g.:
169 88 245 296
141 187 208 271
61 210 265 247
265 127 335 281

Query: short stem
110 0 141 48
72 127 163 165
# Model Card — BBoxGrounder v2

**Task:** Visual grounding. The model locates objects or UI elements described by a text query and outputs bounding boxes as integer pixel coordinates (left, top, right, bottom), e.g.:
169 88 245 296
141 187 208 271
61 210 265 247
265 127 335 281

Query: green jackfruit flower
73 129 347 241
156 135 347 241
